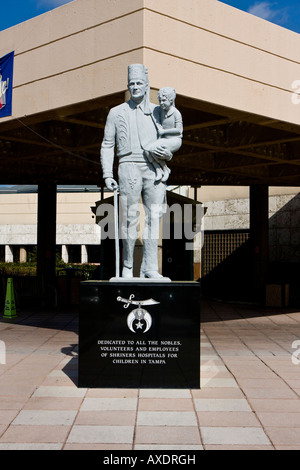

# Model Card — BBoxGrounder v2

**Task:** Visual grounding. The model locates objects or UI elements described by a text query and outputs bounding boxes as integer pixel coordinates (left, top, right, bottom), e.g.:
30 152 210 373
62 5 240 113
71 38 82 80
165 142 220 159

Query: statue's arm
159 127 181 137
174 108 183 136
100 109 116 179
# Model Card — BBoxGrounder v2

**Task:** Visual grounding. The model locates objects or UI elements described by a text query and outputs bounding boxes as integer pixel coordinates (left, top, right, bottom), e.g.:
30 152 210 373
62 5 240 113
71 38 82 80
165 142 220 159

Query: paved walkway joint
0 300 299 450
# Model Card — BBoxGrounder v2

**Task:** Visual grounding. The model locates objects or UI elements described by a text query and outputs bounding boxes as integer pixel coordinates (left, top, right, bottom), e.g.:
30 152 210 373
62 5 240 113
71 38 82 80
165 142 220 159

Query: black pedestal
78 281 200 389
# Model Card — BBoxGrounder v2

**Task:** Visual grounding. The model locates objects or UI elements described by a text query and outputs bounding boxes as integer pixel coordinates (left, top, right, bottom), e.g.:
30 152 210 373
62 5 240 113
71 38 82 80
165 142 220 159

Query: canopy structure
0 0 299 187
2 91 300 187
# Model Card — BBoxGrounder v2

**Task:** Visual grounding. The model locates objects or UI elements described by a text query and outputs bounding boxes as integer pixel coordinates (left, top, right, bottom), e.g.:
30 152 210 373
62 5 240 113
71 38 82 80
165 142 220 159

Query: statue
100 64 183 279
145 87 183 183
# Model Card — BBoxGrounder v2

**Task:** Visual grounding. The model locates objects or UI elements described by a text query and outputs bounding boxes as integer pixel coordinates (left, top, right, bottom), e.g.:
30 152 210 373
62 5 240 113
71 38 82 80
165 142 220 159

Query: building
0 0 299 305
197 186 300 304
0 185 101 264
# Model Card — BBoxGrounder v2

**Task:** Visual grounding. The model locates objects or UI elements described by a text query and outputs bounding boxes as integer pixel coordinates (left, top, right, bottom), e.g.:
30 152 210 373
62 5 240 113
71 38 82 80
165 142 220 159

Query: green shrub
0 262 36 277
56 263 98 279
0 262 98 279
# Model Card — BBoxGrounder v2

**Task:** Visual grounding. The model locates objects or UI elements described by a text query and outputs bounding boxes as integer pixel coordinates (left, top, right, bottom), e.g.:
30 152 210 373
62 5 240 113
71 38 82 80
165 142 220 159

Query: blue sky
0 0 74 31
0 0 300 34
219 0 300 33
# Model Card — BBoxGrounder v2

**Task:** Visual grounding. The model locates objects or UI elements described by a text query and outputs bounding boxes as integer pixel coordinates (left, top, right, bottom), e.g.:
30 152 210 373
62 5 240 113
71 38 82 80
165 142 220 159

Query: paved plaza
0 299 299 450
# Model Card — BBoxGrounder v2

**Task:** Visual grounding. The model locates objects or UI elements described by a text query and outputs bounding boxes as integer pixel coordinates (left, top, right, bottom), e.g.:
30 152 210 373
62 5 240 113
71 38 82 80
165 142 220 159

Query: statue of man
100 64 179 279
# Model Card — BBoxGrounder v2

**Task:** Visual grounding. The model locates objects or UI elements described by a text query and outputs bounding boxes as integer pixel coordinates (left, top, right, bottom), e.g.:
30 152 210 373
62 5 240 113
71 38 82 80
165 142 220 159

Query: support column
250 185 269 303
81 245 88 264
37 184 57 307
5 245 13 262
62 245 69 263
20 247 27 263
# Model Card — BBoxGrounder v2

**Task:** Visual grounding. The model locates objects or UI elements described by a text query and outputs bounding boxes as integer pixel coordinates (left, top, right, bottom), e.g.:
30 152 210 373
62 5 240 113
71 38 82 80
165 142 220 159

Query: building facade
0 0 299 304
0 185 101 264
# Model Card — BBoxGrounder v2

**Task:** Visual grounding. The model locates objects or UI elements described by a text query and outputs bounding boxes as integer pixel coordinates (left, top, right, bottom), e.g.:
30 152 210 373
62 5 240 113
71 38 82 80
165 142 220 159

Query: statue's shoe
122 266 133 278
140 270 164 279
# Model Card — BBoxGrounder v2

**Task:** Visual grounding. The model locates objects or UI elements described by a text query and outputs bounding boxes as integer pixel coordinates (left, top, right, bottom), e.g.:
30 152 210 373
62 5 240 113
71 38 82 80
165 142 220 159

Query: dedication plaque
78 281 200 389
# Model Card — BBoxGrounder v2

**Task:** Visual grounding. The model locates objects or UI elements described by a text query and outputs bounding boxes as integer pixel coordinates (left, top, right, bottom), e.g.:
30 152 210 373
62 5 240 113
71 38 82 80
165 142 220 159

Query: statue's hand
152 145 173 161
105 177 119 191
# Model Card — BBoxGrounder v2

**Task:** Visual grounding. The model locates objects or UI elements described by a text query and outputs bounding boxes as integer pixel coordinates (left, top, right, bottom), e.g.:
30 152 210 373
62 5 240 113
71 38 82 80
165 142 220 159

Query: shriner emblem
117 294 159 333
126 307 152 333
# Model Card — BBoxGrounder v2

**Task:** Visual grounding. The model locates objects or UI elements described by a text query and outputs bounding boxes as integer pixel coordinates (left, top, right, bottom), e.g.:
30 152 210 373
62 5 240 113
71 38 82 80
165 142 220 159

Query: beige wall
0 186 298 225
0 194 37 225
0 191 101 248
57 192 101 224
0 0 145 120
0 192 99 225
194 186 300 202
144 0 300 126
0 0 299 126
0 186 298 266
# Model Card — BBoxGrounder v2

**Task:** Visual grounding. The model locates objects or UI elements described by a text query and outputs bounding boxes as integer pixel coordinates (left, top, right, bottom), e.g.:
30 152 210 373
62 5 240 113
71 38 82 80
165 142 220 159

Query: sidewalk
0 299 299 450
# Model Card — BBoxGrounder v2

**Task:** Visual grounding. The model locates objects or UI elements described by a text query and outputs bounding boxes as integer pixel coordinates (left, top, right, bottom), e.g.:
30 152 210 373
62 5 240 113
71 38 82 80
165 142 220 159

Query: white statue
145 87 183 182
100 64 182 279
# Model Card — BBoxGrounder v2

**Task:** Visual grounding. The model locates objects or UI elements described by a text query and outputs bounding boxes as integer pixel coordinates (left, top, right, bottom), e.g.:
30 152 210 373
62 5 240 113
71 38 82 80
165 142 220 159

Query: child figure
145 87 183 182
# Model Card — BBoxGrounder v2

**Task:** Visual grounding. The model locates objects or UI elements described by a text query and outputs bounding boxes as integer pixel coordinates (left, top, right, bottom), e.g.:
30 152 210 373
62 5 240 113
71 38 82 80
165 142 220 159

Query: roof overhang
0 0 299 186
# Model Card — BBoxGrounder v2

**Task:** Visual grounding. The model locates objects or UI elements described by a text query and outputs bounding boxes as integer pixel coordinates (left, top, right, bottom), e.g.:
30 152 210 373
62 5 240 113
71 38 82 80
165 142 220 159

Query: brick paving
0 299 299 450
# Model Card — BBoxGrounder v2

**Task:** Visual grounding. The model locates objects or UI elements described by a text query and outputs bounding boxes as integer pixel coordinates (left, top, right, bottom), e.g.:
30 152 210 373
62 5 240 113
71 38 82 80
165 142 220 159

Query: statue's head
127 64 149 104
158 87 176 109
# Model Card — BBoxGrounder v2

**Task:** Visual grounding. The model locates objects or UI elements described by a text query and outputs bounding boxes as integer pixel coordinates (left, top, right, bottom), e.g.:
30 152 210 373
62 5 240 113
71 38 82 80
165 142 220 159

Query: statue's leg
140 162 166 277
118 162 142 276
157 159 171 183
144 150 163 181
153 160 164 181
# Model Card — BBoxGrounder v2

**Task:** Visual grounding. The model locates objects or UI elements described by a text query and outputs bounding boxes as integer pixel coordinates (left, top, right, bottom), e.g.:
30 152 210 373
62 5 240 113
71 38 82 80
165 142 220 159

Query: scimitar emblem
117 294 159 333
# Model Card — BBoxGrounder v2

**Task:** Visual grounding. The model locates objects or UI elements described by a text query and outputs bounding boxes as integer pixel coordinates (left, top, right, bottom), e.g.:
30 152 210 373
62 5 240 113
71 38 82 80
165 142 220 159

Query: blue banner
0 51 14 118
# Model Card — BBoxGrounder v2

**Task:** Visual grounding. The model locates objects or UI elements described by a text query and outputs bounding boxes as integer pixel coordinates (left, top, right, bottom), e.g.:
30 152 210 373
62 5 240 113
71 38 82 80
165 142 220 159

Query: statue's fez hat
127 64 150 114
128 64 148 83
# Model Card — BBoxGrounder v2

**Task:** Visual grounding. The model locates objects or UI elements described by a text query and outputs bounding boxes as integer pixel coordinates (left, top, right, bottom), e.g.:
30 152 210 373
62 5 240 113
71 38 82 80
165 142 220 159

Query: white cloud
247 1 289 26
247 2 277 20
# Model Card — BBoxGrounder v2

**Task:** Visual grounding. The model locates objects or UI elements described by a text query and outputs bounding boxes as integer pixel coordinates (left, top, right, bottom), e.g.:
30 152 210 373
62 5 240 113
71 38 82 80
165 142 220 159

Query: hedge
0 262 98 279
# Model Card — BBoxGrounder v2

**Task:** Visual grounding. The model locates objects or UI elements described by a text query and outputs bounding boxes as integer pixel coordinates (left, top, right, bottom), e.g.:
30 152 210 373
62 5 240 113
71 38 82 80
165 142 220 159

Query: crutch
113 188 120 278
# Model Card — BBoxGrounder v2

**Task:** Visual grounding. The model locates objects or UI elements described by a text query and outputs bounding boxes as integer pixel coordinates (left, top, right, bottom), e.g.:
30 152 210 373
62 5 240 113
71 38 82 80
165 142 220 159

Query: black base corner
78 280 201 389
